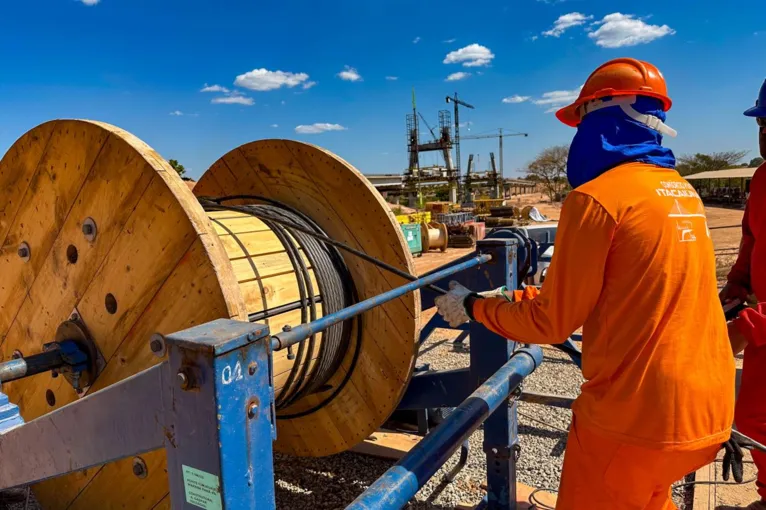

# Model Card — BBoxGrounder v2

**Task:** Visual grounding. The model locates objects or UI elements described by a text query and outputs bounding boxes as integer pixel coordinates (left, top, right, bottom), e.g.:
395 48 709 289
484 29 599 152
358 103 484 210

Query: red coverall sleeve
734 303 766 348
471 192 616 344
727 201 754 292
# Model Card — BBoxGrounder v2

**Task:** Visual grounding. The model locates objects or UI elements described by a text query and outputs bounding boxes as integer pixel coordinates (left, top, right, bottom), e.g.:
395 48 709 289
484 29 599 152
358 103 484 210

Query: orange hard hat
556 58 672 127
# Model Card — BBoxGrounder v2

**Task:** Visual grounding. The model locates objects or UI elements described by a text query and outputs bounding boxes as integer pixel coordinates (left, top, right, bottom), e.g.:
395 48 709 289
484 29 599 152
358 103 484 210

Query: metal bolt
149 333 166 358
286 345 295 361
132 457 148 479
51 370 59 379
248 362 257 376
247 402 258 419
11 350 22 360
82 218 97 242
282 324 292 332
247 332 257 341
17 242 30 262
177 370 190 390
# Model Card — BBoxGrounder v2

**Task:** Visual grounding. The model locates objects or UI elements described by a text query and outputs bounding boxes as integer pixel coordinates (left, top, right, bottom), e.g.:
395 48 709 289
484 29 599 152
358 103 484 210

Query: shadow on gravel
274 451 468 509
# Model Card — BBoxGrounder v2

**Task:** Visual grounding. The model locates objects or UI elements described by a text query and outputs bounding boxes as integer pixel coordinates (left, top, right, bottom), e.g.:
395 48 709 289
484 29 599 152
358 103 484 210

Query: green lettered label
182 465 222 510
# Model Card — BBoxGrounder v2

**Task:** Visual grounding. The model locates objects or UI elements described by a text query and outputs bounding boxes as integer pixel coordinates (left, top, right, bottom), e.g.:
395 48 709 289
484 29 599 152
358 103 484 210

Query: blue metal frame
0 319 276 510
0 235 549 510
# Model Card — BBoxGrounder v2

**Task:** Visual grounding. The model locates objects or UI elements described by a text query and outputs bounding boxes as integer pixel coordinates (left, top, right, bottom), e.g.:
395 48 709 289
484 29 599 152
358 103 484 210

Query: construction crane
418 112 438 140
461 128 528 183
446 93 474 202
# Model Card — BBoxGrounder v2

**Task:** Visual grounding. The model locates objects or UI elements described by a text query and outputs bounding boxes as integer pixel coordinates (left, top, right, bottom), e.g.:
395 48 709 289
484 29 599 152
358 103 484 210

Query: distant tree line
521 145 762 200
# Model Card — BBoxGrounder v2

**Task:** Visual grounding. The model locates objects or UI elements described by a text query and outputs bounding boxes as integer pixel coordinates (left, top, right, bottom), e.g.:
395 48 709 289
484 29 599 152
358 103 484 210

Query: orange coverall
728 163 766 500
471 162 735 509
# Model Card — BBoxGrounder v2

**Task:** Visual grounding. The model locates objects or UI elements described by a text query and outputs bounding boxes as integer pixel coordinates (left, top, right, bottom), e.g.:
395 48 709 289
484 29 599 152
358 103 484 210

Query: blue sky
0 0 764 180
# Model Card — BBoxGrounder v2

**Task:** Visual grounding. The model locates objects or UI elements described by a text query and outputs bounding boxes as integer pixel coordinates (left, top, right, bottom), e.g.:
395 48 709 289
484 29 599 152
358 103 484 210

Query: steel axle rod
346 345 542 509
272 253 493 350
0 350 65 384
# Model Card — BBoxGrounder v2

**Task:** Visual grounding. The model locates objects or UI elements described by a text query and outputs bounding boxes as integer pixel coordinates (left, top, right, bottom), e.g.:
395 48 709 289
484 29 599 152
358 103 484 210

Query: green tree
675 150 749 176
525 145 569 202
168 159 186 177
749 157 764 167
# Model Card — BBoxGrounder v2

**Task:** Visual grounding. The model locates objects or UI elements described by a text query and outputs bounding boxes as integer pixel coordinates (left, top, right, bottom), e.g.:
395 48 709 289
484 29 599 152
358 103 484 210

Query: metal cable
202 197 360 413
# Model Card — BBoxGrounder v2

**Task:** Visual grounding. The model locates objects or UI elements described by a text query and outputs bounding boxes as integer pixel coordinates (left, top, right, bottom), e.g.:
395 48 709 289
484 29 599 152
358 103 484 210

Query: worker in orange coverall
721 78 766 510
435 58 736 509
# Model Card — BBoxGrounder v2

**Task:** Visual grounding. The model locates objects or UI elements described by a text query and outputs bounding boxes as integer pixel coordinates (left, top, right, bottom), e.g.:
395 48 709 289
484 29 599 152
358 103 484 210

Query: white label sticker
182 465 222 510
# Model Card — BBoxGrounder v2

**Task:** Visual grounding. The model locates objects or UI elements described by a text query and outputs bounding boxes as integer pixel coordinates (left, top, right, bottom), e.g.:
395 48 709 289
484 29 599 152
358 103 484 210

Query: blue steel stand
397 238 526 509
0 320 276 510
0 239 546 510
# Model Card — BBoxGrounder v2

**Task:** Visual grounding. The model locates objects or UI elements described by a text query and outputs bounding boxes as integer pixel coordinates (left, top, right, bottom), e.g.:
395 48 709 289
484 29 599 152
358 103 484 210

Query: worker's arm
725 202 754 296
470 191 616 344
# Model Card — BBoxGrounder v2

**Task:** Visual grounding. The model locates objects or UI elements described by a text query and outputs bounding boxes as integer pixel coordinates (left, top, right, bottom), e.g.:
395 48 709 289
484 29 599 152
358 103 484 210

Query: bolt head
177 371 189 389
82 224 94 235
247 402 258 419
248 362 257 376
282 324 292 332
17 247 28 258
150 339 163 353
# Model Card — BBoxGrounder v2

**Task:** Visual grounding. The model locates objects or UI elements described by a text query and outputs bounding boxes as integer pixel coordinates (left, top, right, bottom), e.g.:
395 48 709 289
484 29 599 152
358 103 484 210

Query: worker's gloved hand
722 434 745 483
719 281 750 305
435 281 479 328
478 286 512 302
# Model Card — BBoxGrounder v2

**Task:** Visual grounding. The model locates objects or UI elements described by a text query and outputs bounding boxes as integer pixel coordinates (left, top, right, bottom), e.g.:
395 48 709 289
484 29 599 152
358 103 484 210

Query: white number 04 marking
222 361 244 385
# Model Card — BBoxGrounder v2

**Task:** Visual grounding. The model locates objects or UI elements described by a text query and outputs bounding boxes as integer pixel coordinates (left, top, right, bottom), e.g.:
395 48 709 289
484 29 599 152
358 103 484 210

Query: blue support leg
466 239 519 510
164 319 276 510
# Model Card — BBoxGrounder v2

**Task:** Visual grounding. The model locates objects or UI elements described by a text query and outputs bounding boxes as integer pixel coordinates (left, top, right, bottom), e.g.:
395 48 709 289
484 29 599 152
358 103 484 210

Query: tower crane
446 93 474 202
461 128 528 182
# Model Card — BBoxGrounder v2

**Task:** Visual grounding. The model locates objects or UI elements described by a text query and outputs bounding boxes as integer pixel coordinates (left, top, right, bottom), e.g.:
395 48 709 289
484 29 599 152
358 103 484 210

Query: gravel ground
274 325 583 509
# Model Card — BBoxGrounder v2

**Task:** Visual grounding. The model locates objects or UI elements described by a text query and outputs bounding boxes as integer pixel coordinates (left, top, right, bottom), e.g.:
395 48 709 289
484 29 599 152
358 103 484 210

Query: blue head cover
743 78 766 117
566 96 676 189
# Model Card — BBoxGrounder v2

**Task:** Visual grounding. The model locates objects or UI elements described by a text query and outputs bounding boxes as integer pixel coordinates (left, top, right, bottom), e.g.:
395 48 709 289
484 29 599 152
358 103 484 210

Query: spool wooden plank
195 139 419 456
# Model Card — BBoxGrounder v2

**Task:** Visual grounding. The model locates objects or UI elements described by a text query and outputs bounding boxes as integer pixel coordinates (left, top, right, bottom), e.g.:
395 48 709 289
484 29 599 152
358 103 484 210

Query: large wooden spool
0 120 419 509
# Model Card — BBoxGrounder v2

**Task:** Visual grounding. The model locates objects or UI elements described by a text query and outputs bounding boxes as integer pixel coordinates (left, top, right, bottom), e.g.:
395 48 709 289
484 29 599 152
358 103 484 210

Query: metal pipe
0 350 65 383
272 253 492 350
345 346 542 510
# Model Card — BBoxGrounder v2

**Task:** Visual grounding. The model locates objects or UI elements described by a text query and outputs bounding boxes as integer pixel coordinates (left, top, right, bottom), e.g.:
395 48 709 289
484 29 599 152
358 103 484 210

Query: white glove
434 281 475 328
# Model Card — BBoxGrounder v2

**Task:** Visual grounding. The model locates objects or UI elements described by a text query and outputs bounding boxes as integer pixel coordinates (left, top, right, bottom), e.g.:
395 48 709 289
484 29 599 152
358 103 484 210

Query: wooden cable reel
0 120 419 509
421 222 448 252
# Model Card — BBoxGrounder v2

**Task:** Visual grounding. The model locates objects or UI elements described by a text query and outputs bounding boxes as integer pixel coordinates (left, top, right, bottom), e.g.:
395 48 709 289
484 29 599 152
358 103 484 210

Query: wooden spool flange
0 121 419 509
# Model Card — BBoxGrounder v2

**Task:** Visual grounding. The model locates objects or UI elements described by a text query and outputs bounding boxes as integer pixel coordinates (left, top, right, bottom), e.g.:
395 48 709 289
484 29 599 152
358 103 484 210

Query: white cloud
302 81 317 90
589 13 675 48
445 72 471 82
413 36 421 44
543 12 593 37
211 94 254 105
80 0 99 5
443 38 456 43
459 121 473 128
443 43 495 67
502 95 531 104
531 35 539 41
200 84 230 93
294 123 348 134
529 86 582 113
169 110 184 116
337 66 362 82
385 76 399 81
271 124 279 128
234 69 311 91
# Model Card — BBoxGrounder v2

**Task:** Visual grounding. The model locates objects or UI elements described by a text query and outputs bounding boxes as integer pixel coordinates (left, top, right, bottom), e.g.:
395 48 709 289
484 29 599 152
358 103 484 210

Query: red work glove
733 303 766 349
